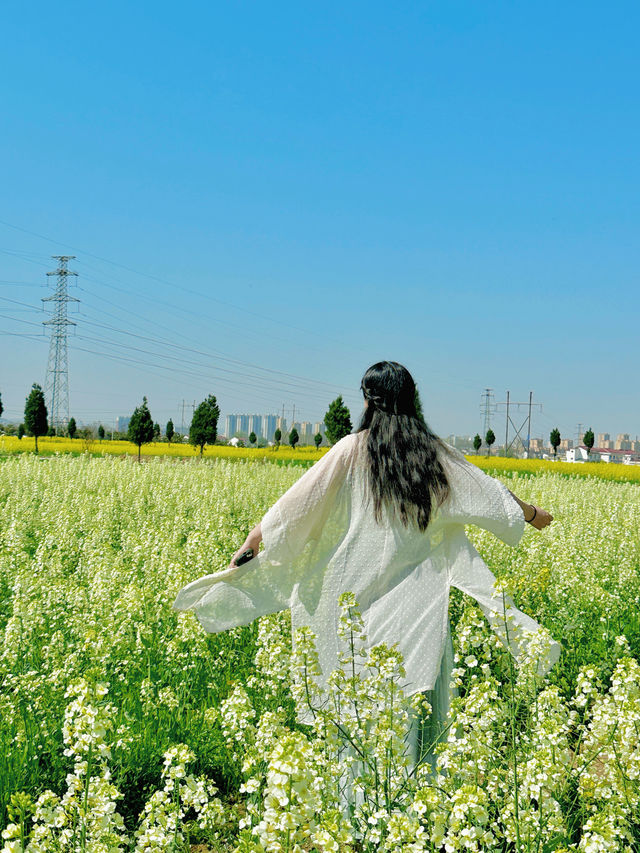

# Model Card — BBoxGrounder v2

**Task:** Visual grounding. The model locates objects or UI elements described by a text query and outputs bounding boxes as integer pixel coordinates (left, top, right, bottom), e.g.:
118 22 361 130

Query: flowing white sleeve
172 435 353 632
259 434 352 563
439 446 525 546
449 544 562 676
442 447 561 675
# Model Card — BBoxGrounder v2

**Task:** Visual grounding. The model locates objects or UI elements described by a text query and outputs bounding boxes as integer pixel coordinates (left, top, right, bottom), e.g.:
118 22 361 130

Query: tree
274 428 282 448
485 429 495 457
24 383 48 453
583 427 595 458
189 394 220 457
18 424 25 440
550 428 561 458
68 417 77 439
98 425 105 440
314 432 322 449
289 427 299 449
473 434 482 453
324 396 352 445
128 396 154 462
153 422 161 441
0 391 3 420
166 419 174 444
249 431 257 446
47 426 56 437
414 388 425 423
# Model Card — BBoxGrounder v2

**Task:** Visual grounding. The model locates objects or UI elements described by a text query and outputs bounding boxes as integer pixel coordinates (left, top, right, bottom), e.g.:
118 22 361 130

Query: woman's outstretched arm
507 490 553 530
230 523 263 567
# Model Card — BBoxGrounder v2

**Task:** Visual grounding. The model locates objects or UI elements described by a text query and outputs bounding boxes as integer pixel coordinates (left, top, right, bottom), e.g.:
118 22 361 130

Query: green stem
79 741 94 853
503 593 522 853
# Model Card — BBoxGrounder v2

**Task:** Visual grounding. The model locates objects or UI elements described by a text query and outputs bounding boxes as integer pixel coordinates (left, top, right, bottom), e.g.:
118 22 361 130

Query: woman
173 361 559 765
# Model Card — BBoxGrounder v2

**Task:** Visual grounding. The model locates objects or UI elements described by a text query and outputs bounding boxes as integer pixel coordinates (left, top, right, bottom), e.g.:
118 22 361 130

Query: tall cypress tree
24 383 48 453
485 428 496 456
189 395 220 457
324 396 352 445
128 397 154 462
583 428 595 458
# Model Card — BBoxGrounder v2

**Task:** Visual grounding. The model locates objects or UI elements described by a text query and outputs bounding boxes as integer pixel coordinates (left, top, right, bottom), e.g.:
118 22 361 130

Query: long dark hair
358 361 449 532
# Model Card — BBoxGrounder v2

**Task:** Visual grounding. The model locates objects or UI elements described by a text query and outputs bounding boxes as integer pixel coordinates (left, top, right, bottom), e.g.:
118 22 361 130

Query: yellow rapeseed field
468 453 640 483
0 434 328 463
3 435 639 481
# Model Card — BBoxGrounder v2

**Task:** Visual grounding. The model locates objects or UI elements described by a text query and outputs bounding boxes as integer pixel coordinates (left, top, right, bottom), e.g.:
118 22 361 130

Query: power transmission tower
496 391 543 457
180 399 196 433
42 256 79 430
480 388 495 436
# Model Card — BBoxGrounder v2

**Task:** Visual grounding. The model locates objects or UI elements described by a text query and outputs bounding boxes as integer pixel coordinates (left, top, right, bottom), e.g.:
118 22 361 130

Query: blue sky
1 1 638 440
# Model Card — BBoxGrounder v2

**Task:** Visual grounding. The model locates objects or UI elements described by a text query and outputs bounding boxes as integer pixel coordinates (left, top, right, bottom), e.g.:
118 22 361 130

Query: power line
0 217 367 356
73 310 359 401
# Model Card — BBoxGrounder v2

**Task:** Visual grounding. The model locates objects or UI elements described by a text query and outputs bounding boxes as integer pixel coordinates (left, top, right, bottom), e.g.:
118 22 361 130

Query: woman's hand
508 489 553 531
229 523 263 568
524 505 553 530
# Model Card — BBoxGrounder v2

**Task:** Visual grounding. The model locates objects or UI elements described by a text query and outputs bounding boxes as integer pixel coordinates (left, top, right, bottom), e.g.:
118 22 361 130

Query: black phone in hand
234 548 254 566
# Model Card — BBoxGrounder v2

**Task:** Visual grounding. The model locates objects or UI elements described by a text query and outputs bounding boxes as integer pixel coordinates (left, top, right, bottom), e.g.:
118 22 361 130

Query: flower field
0 435 326 465
3 434 640 484
1 455 639 851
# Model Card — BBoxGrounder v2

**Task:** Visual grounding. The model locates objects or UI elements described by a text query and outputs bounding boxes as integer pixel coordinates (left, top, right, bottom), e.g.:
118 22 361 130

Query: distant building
225 412 281 440
615 433 632 451
299 421 314 443
237 414 249 435
248 415 262 438
262 414 278 441
566 445 640 465
445 435 475 452
115 416 130 433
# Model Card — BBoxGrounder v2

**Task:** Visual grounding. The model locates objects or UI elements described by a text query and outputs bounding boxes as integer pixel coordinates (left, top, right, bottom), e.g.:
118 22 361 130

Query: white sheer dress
173 432 561 760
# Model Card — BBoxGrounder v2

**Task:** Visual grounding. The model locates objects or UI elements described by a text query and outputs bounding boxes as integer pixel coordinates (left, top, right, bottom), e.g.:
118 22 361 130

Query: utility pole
42 256 79 430
504 391 510 457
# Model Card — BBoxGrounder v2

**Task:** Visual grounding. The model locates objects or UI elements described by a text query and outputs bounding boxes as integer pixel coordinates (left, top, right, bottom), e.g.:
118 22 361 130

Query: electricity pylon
42 256 79 430
481 388 495 436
